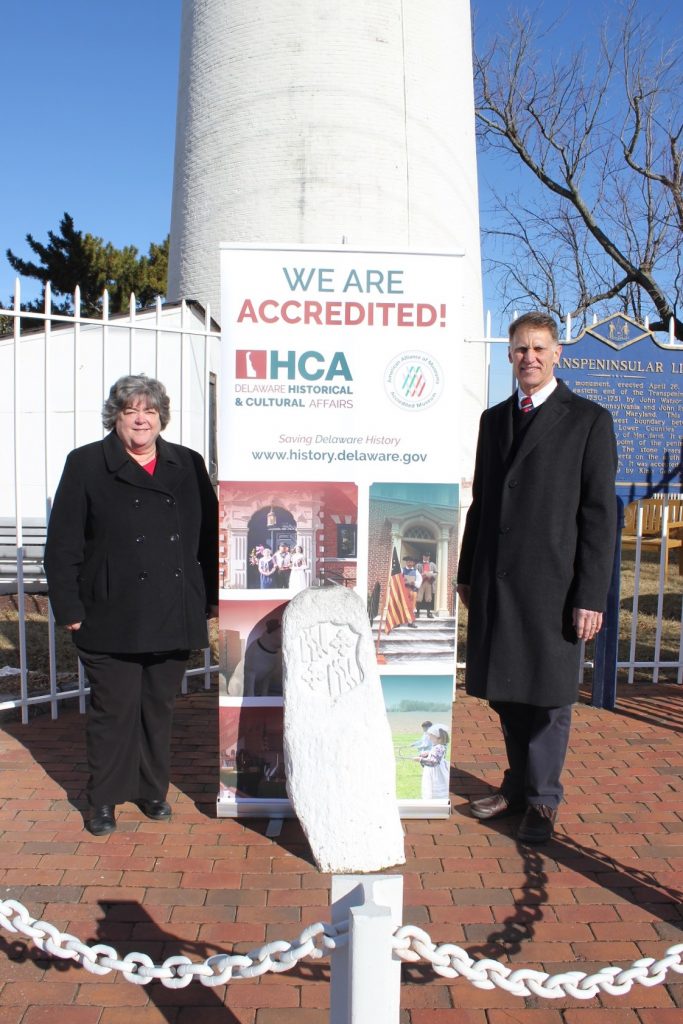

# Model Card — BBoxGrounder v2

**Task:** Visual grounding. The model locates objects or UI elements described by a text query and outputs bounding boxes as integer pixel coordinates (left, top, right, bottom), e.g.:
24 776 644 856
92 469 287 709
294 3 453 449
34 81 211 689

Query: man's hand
572 608 603 642
66 622 82 632
456 584 470 609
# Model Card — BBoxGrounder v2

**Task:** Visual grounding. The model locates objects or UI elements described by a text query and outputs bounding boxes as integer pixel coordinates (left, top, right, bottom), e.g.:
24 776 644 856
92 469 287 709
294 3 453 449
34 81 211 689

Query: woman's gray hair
102 374 171 431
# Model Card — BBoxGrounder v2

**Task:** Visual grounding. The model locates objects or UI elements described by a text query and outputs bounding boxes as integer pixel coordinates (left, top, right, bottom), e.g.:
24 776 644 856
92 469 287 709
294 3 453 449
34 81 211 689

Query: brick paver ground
0 681 681 1022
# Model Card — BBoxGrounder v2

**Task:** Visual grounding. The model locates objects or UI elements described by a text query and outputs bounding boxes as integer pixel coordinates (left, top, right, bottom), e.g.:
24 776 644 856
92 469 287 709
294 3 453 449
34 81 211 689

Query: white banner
220 245 464 481
217 245 465 818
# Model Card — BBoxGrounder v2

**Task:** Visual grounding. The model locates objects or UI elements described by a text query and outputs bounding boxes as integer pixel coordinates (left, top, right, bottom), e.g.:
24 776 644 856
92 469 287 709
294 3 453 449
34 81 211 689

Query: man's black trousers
490 701 572 809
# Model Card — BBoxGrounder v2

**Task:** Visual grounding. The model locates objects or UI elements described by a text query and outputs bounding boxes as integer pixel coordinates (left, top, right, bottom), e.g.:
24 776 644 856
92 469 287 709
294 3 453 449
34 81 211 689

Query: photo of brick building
218 480 358 592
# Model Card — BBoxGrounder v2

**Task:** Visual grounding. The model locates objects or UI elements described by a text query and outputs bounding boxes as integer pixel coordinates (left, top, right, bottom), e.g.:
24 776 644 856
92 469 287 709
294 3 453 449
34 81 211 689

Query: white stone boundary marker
330 875 403 1024
282 587 406 872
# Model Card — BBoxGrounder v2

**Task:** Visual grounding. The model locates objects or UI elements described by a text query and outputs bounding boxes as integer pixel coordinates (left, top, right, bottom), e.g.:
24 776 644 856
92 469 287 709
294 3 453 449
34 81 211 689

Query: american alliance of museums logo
384 351 443 410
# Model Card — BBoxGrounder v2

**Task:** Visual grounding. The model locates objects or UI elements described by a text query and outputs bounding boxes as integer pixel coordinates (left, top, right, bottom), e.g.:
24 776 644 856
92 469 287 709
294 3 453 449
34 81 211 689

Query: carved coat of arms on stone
299 621 364 701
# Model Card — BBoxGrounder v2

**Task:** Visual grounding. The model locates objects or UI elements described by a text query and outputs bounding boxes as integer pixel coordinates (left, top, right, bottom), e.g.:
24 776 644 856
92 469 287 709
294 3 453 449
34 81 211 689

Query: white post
203 302 211 466
73 285 81 449
155 295 162 381
102 288 110 437
13 280 29 723
128 292 136 372
330 874 403 1024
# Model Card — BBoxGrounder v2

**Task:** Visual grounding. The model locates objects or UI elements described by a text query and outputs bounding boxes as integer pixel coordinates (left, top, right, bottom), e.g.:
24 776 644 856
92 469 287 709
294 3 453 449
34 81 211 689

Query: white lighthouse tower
170 1 487 825
168 0 486 450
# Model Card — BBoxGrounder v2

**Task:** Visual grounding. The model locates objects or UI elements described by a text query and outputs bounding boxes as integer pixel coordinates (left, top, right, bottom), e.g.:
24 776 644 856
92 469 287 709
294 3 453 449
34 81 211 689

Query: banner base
216 797 451 820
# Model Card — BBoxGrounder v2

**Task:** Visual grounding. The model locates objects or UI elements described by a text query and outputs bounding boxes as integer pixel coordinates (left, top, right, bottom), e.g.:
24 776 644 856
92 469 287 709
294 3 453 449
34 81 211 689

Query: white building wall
168 0 486 467
0 302 219 521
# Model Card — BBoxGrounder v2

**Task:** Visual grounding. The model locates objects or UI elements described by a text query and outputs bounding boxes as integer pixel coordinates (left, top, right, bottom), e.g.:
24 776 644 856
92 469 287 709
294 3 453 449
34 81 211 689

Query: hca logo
235 350 352 381
235 350 268 378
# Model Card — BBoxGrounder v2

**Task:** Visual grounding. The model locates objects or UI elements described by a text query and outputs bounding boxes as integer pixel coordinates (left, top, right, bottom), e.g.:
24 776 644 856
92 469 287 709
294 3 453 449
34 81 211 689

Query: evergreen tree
5 213 168 317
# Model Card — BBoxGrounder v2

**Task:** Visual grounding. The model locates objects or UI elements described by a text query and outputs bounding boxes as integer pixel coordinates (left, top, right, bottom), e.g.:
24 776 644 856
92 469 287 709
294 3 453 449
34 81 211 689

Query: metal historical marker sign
558 313 683 502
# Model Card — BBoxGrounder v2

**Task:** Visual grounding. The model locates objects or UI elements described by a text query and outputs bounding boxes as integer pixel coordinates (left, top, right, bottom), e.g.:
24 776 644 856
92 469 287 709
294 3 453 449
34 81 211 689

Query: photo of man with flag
382 547 417 632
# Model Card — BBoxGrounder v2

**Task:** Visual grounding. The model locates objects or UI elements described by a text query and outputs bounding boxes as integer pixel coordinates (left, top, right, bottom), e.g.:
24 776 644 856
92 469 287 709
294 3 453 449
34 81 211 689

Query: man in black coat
456 312 617 843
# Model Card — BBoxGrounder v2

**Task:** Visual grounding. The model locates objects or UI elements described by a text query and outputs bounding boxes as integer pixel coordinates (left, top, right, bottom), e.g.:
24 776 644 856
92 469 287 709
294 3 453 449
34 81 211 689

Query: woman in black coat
44 374 218 835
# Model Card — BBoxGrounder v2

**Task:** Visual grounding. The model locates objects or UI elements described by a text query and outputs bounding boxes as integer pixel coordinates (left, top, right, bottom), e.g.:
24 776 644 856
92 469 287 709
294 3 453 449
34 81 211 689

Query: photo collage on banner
218 245 464 817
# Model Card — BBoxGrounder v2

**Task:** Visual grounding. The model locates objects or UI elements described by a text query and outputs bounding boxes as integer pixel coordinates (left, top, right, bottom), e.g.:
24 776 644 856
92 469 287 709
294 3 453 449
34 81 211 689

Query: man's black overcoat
457 380 617 706
44 431 218 654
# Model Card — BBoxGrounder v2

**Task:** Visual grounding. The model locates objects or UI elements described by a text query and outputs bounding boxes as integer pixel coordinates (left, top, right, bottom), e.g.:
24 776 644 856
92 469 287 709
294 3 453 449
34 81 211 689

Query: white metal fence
1 291 681 723
0 284 221 722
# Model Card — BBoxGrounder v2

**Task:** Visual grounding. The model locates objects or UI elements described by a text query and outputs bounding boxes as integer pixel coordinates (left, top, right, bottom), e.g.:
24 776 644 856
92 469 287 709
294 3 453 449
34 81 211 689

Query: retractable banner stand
217 245 464 818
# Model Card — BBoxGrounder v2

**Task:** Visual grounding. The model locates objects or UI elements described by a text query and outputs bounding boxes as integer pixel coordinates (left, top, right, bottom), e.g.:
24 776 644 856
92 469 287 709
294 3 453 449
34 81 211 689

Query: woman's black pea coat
44 431 218 654
457 381 618 707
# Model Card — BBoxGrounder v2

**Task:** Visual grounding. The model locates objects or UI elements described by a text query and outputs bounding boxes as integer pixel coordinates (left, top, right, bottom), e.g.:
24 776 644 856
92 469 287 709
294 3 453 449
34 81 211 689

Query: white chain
0 899 345 986
392 925 683 999
1 897 682 997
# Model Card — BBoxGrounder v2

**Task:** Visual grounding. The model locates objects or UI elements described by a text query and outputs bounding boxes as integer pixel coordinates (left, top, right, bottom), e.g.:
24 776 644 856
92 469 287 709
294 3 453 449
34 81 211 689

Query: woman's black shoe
135 799 172 821
88 805 116 836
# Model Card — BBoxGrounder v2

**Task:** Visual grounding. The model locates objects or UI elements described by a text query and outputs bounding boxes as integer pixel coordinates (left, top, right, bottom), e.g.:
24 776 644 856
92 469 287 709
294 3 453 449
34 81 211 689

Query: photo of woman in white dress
415 723 450 800
288 545 308 594
258 548 275 589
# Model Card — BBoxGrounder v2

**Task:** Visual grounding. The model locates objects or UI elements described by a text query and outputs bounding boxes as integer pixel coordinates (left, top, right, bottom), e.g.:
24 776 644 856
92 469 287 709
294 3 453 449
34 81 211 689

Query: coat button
508 479 519 488
138 571 148 581
133 498 142 508
136 535 146 544
496 570 508 578
499 526 510 534
165 497 175 506
174 568 183 577
170 533 180 542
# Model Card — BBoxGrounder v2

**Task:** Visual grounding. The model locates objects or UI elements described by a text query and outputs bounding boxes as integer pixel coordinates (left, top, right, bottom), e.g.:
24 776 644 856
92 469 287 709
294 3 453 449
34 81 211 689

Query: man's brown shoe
469 792 524 820
517 804 557 843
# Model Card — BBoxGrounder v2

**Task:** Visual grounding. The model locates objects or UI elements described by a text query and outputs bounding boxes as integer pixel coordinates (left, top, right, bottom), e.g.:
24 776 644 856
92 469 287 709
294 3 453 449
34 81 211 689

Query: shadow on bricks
238 816 318 867
0 932 75 977
605 683 683 736
2 685 223 821
451 764 683 944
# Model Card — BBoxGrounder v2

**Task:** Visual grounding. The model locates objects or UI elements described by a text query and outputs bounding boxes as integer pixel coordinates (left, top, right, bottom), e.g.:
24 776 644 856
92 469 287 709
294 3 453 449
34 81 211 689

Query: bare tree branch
474 2 683 338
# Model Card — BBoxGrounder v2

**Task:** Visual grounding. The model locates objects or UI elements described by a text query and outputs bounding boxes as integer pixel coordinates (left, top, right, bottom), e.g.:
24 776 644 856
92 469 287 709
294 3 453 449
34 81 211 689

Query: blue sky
1 0 181 304
2 0 678 358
